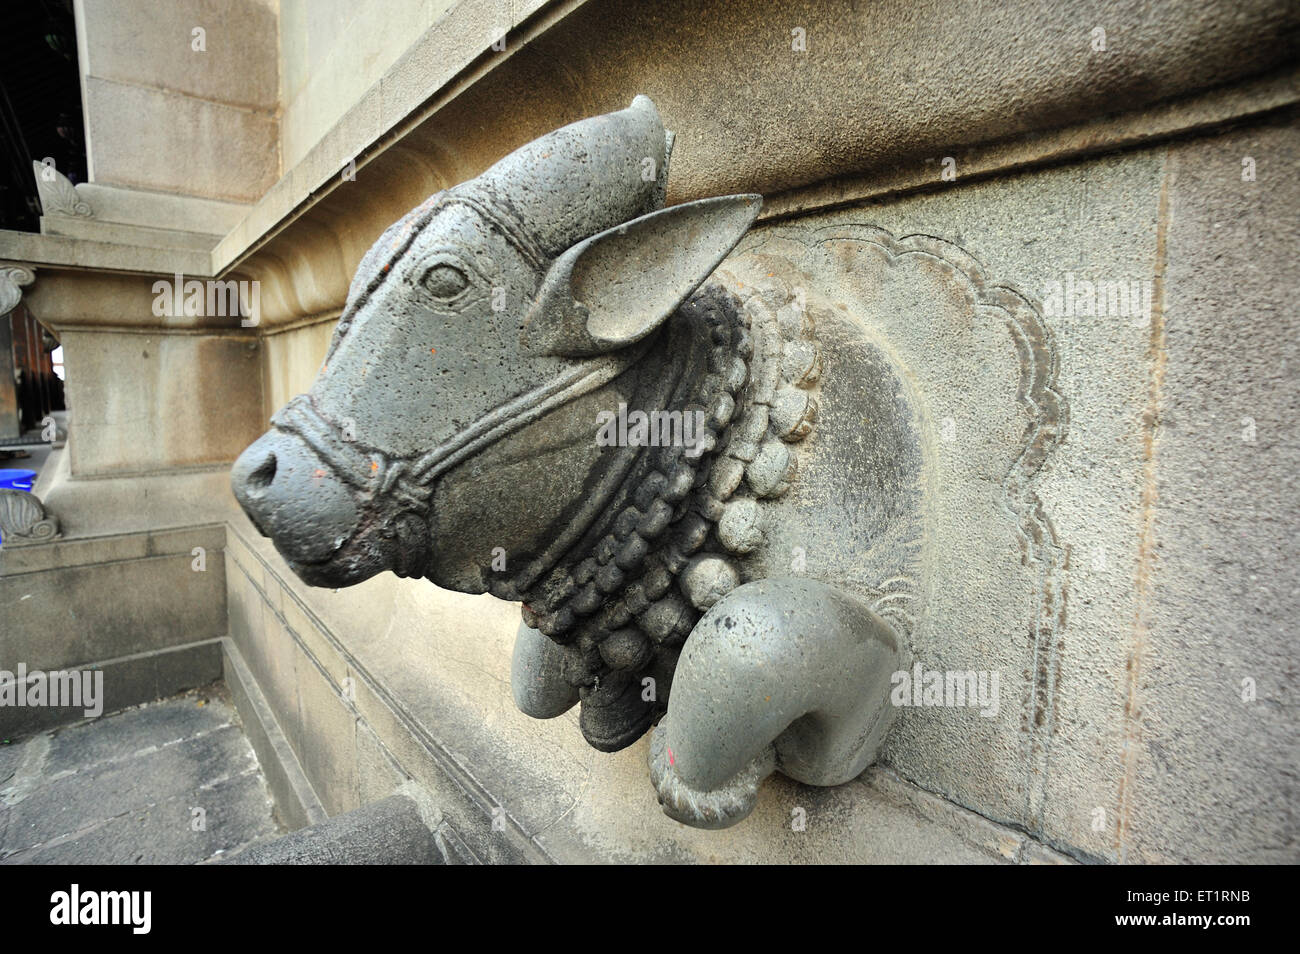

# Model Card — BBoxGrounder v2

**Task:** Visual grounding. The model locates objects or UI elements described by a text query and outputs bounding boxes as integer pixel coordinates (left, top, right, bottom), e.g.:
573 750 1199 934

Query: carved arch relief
719 222 1069 810
721 224 1067 627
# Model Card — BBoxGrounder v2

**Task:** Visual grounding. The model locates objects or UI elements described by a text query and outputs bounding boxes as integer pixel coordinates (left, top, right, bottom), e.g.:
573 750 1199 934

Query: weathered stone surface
208 0 1300 328
0 641 223 739
4 725 256 849
0 689 279 864
0 744 19 786
220 75 1299 854
678 555 740 610
72 183 247 235
0 538 226 675
220 793 444 865
222 635 327 832
706 119 1298 863
41 692 231 777
355 722 407 807
228 514 1064 861
0 0 1292 864
84 77 279 203
61 330 264 478
1108 118 1300 864
3 772 275 865
291 637 358 817
79 0 279 111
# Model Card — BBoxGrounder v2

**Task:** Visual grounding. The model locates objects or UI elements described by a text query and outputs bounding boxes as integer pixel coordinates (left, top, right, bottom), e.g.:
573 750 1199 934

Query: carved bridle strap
272 341 652 515
271 396 411 502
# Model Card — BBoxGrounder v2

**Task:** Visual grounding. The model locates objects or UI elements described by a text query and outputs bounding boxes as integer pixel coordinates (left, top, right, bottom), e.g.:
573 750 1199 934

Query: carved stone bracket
0 488 60 546
31 160 93 218
0 264 35 317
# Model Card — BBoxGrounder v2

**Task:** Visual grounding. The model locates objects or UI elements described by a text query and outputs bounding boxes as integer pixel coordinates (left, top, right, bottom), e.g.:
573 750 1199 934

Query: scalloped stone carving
31 160 92 218
0 488 60 546
0 264 35 316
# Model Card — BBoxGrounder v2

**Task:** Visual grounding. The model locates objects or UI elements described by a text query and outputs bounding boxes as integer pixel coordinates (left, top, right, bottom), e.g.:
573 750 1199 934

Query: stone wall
75 0 280 201
278 0 460 171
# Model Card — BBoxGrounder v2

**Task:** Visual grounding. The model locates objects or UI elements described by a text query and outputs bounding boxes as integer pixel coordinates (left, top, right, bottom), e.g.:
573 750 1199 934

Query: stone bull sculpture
231 97 902 829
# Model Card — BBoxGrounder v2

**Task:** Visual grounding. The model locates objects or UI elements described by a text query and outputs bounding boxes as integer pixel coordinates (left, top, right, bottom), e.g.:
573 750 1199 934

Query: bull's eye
421 263 469 300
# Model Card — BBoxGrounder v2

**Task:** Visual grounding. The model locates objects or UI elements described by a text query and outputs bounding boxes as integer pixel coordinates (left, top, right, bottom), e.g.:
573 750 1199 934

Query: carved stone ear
522 194 762 357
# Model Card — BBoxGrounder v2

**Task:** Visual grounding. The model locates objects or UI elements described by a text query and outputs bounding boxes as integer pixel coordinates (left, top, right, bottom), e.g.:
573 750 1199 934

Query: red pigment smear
389 220 415 251
668 747 675 767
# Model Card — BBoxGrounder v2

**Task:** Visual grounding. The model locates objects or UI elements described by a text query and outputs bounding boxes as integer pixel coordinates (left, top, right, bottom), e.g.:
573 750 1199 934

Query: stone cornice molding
3 0 1297 335
231 63 1299 334
221 0 1297 334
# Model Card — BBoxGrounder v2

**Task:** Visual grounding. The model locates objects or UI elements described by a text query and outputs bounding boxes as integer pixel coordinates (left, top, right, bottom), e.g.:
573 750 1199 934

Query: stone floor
0 684 283 864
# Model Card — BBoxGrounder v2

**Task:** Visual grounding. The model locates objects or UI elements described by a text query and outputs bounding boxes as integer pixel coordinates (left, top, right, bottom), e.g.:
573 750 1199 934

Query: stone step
0 686 281 864
219 788 464 865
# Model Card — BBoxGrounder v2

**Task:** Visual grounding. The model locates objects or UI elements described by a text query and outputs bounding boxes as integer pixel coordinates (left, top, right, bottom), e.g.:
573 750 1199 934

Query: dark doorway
0 0 87 233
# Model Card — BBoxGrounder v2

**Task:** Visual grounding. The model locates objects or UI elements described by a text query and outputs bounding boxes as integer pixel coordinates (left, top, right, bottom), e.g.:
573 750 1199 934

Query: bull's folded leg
649 577 902 829
510 621 580 718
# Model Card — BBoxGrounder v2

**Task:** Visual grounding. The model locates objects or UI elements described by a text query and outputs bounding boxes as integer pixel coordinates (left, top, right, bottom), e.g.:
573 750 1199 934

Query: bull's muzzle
230 429 360 567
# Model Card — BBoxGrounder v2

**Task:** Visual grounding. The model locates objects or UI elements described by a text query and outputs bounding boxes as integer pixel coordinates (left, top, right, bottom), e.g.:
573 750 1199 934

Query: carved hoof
579 671 658 752
649 723 775 829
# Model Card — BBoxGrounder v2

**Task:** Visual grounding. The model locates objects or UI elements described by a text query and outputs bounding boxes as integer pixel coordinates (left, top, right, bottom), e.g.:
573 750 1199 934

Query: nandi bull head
232 97 903 829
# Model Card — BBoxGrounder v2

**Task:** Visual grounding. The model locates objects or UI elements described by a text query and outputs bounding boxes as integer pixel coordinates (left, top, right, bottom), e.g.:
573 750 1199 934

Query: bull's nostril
232 432 358 566
247 453 277 493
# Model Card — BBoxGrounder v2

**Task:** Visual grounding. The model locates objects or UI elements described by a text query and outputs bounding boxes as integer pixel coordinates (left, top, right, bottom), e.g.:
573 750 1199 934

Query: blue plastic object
0 468 37 491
